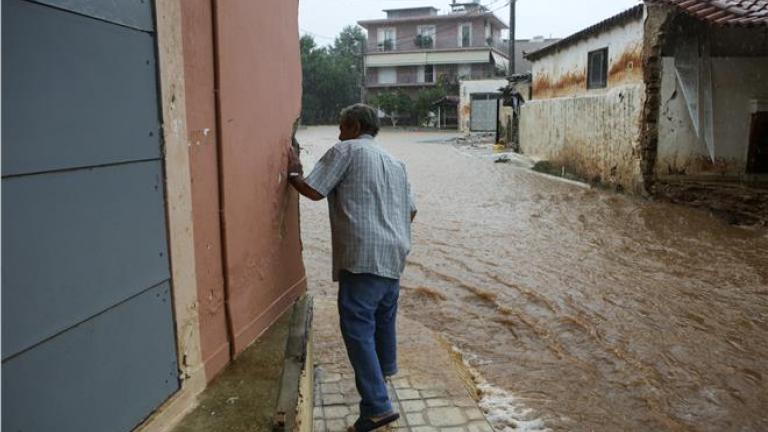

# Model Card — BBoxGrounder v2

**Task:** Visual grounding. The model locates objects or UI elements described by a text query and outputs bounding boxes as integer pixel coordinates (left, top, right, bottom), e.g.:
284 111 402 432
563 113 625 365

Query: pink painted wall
214 0 307 355
180 0 230 381
179 0 307 379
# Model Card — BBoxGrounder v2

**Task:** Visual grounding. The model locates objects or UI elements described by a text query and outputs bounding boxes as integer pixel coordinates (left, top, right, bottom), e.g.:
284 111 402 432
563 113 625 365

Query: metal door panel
31 0 155 31
1 160 170 358
470 98 497 132
2 282 179 432
2 0 161 177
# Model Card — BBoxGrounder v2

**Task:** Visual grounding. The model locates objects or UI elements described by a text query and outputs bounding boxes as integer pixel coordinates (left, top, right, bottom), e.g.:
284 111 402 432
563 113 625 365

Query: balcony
366 76 438 88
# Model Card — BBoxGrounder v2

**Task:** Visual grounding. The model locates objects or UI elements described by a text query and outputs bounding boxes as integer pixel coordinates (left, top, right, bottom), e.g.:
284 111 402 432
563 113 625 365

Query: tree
370 91 413 127
300 27 367 125
413 87 447 126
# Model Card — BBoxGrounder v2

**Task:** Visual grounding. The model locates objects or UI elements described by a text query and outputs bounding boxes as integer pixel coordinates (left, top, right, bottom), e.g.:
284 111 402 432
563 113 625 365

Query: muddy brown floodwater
296 126 768 432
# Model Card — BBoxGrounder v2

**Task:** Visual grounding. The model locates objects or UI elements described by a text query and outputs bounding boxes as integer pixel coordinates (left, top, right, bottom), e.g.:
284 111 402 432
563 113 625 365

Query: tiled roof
657 0 768 26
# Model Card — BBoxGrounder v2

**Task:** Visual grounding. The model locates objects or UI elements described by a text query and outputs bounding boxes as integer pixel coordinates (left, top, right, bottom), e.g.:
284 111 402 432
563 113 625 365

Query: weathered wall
656 46 768 178
532 17 644 99
520 84 646 190
214 0 307 355
459 79 507 132
179 0 230 381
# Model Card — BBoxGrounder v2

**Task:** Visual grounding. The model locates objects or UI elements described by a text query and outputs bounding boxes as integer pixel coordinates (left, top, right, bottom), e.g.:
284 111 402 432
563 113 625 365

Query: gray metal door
2 1 179 431
470 94 499 132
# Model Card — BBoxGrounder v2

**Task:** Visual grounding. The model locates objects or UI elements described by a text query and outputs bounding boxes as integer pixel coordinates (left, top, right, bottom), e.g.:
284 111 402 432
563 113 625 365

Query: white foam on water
452 347 552 432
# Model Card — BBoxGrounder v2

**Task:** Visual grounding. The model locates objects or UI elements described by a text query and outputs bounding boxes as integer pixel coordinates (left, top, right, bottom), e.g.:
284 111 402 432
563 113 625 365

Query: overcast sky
299 0 642 44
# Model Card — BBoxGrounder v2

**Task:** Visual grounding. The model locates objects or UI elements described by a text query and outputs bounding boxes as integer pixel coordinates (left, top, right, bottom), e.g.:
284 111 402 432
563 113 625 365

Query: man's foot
347 412 400 432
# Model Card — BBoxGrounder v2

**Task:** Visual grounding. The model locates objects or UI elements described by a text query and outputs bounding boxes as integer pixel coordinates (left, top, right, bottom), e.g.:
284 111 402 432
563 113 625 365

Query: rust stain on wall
609 46 643 84
533 46 643 100
533 71 587 99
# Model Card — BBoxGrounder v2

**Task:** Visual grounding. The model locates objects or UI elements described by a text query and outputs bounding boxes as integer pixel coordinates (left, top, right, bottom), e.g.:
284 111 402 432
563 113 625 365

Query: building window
459 23 471 47
425 65 434 83
484 20 492 46
587 48 608 89
378 67 396 84
458 64 471 79
377 27 396 51
416 25 436 49
418 65 435 83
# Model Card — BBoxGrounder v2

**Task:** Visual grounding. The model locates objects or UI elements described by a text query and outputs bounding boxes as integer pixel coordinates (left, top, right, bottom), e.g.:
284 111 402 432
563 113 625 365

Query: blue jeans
338 270 399 418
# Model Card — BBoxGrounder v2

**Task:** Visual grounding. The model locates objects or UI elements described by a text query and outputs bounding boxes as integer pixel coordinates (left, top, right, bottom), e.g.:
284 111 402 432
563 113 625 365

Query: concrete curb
274 296 315 432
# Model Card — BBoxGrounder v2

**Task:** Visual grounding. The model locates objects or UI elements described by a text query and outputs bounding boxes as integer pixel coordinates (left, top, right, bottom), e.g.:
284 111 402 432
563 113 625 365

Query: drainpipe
210 0 238 360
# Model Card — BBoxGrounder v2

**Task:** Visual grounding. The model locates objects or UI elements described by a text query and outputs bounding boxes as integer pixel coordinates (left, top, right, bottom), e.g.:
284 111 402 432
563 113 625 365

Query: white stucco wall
531 16 644 99
458 79 507 133
520 84 646 191
657 56 768 178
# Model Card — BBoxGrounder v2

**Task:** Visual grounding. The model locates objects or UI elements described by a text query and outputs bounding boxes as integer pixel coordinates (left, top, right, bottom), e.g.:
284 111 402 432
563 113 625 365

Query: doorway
747 112 768 174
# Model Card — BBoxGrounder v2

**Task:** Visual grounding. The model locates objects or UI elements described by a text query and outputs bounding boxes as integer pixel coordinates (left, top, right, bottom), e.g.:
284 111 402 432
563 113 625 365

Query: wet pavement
313 298 496 432
297 126 768 432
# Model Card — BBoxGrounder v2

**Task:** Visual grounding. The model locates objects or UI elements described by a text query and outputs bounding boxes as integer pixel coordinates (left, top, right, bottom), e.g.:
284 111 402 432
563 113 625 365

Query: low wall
520 84 645 191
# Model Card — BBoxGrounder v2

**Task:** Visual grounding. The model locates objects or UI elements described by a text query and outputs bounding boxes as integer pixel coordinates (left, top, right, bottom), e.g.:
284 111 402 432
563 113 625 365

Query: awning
491 51 509 73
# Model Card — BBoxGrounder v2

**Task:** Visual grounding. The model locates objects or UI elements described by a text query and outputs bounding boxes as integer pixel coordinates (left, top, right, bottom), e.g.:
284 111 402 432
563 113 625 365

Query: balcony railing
371 38 508 53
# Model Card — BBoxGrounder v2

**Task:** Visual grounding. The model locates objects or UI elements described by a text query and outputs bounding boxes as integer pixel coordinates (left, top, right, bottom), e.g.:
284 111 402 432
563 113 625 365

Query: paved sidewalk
312 298 494 432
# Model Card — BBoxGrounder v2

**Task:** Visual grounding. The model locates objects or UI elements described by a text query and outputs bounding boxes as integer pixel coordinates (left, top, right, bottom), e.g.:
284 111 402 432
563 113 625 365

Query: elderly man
288 104 416 432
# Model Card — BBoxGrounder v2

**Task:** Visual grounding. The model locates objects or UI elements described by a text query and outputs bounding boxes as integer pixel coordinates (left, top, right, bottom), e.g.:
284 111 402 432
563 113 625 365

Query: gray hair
340 104 380 137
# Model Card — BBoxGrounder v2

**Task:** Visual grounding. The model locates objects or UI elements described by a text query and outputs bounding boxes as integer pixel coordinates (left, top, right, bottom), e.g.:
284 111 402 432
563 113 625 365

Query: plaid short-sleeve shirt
305 135 415 281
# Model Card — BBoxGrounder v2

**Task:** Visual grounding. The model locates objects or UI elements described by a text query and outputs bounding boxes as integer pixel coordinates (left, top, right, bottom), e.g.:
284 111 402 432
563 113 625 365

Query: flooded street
297 126 768 432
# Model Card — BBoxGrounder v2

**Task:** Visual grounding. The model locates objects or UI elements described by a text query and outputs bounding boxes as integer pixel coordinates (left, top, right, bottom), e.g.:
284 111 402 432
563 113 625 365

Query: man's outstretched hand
286 144 324 201
287 145 303 178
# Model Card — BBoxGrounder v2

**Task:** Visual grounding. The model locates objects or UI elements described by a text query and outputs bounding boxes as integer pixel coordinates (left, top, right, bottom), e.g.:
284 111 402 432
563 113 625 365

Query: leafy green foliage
414 34 434 49
369 91 413 127
413 86 446 126
300 26 366 125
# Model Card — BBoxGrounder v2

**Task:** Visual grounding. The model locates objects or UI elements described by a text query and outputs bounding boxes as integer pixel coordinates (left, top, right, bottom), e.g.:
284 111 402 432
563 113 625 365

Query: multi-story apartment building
358 1 510 100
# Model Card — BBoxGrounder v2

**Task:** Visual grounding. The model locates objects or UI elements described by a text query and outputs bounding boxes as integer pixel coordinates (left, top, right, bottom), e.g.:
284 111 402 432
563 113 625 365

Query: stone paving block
464 408 484 421
454 399 477 408
467 421 493 432
392 416 408 429
401 399 426 413
395 388 421 400
411 380 437 391
343 394 361 405
406 412 426 426
340 380 357 393
426 407 467 427
324 393 344 405
324 372 342 383
326 419 346 432
314 407 323 418
426 398 451 408
314 420 326 432
440 427 466 432
324 405 350 419
392 378 411 389
322 383 341 394
412 427 439 432
420 389 445 399
345 414 357 426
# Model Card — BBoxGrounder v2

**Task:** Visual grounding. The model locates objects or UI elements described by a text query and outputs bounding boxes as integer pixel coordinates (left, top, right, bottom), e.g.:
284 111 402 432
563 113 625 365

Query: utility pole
508 0 516 76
